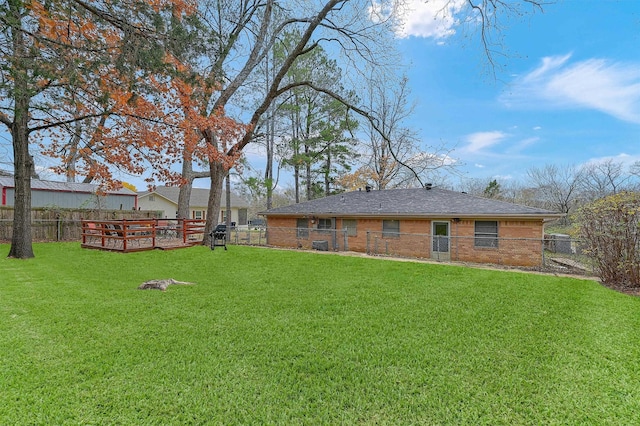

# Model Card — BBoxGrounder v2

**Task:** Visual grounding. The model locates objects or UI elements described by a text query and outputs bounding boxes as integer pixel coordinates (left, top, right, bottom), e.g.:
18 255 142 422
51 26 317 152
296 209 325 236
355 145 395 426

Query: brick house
261 186 563 267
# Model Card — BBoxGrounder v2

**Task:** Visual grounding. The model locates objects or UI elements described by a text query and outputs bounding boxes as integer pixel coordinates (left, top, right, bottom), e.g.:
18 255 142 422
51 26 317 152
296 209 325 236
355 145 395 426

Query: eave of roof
263 212 564 219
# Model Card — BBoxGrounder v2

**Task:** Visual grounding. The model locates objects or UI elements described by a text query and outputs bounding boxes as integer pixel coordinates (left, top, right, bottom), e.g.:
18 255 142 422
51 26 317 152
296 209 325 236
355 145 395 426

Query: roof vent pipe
365 185 372 192
425 183 433 190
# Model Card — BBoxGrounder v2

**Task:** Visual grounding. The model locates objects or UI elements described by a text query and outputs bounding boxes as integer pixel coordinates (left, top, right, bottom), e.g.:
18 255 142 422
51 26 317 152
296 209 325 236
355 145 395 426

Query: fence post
343 229 348 251
122 219 127 251
366 231 370 254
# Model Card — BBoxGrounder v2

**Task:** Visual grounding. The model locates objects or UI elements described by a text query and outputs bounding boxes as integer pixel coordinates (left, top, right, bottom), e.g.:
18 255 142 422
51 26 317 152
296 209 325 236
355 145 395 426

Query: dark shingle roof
263 187 561 218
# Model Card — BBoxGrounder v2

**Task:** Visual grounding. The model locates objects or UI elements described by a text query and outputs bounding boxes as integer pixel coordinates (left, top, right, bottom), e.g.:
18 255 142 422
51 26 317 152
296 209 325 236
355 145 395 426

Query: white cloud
492 174 513 181
515 137 539 150
463 131 508 153
474 163 485 168
407 151 458 166
522 53 573 83
583 153 640 168
382 0 466 39
502 53 640 124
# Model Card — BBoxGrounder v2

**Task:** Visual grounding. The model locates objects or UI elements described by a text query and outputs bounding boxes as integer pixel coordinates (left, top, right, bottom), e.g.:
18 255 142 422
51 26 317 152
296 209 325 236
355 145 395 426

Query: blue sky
397 0 640 183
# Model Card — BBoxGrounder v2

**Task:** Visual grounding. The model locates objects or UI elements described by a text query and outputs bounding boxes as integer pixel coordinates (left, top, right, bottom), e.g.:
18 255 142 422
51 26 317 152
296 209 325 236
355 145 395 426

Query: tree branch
28 112 109 134
236 79 426 187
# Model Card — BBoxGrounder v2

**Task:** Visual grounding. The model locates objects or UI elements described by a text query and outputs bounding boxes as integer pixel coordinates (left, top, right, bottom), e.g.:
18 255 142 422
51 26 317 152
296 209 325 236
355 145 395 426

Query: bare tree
526 164 584 223
438 0 546 76
455 177 488 197
580 159 630 200
627 161 640 191
359 75 421 189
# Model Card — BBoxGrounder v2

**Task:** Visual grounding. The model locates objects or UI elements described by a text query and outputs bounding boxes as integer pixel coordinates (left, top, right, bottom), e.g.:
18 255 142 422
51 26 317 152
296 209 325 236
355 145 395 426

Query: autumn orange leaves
27 0 245 190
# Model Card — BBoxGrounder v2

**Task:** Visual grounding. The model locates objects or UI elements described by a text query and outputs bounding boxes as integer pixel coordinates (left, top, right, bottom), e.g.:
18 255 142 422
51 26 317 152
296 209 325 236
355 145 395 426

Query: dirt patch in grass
599 282 640 297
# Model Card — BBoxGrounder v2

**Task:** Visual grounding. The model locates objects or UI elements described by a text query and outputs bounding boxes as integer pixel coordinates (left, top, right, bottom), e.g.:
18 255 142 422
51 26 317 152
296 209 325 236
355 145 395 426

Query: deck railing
81 218 206 252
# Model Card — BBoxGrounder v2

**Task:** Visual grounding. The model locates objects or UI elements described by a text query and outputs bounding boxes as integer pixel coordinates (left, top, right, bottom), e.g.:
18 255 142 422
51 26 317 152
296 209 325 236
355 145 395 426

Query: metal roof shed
0 177 137 210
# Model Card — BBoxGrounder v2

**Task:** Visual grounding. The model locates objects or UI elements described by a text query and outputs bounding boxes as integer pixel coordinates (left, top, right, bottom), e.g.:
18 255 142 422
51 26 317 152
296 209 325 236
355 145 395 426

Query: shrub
577 191 640 287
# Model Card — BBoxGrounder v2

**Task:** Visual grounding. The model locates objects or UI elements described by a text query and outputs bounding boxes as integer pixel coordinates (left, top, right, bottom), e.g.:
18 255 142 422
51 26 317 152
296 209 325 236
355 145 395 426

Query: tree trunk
176 180 192 220
204 160 225 245
305 143 312 200
294 163 300 204
65 113 83 182
324 144 331 196
264 49 274 210
265 113 274 210
225 172 231 240
178 148 213 223
293 109 300 204
8 1 34 259
9 121 34 259
177 156 194 220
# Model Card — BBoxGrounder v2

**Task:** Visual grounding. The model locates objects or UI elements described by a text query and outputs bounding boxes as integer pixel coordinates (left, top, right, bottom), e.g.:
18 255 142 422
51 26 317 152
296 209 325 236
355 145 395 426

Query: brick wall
265 215 546 267
448 219 544 266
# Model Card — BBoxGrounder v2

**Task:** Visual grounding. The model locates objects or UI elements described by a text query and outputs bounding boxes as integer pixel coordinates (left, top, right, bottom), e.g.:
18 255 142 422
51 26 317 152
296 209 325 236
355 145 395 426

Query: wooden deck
81 219 205 252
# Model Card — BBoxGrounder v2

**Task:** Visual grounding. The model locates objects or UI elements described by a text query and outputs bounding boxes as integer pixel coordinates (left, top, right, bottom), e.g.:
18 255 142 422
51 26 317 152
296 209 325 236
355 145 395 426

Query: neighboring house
261 186 563 267
137 186 249 226
0 177 137 210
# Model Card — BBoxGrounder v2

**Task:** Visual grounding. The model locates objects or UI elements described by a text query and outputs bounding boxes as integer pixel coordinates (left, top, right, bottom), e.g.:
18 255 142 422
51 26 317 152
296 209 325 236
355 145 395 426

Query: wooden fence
0 207 159 242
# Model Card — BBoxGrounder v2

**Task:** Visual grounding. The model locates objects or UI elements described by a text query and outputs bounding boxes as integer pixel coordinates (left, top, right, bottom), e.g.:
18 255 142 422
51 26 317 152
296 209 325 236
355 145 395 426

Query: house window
475 220 498 248
149 195 155 202
297 218 309 238
317 218 332 231
382 220 400 237
193 210 204 220
342 219 357 236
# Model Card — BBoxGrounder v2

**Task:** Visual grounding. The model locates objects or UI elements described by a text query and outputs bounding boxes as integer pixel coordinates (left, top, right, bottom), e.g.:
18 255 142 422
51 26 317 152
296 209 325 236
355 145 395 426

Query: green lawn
1 243 639 424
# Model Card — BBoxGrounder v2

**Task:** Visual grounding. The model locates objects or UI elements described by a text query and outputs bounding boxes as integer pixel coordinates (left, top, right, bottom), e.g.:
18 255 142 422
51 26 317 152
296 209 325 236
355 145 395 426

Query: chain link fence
224 227 269 246
1 220 595 277
259 227 350 251
260 227 595 276
364 231 595 275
